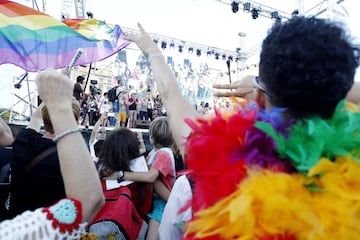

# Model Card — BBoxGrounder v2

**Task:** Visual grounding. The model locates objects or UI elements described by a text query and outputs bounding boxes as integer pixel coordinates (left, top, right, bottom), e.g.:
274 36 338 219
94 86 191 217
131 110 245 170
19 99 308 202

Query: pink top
151 151 175 191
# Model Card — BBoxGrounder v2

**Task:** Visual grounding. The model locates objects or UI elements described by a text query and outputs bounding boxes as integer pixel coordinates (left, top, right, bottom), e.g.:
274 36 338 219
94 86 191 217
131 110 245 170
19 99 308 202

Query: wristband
117 170 124 183
53 128 81 143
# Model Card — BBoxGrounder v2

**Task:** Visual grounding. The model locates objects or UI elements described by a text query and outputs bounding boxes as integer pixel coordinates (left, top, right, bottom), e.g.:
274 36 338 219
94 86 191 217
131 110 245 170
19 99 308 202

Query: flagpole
83 63 92 93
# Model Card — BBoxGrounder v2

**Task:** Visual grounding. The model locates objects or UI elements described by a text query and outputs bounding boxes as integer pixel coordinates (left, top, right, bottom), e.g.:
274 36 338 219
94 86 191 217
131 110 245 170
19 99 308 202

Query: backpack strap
23 146 57 173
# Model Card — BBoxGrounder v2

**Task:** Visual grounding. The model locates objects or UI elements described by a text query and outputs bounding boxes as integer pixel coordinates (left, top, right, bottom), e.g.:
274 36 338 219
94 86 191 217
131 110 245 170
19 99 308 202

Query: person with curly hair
124 16 360 239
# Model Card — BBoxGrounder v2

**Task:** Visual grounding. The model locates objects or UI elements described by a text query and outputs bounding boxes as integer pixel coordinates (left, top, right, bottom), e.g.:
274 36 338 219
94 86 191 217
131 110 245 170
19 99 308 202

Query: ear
254 89 266 108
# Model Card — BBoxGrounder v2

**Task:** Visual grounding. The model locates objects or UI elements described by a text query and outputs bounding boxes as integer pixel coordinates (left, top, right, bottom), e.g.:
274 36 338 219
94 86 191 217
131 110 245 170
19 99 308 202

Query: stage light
178 45 183 53
243 2 251 12
222 54 227 60
271 11 280 20
206 50 212 57
188 47 194 54
215 53 219 60
196 49 201 57
251 8 259 19
231 1 239 13
292 9 299 16
86 11 93 19
169 41 175 49
161 41 167 49
228 56 233 61
153 39 158 45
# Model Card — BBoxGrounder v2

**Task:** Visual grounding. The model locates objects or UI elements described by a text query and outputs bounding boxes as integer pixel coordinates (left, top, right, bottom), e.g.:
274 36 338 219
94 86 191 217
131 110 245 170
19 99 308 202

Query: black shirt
9 128 65 217
73 82 83 101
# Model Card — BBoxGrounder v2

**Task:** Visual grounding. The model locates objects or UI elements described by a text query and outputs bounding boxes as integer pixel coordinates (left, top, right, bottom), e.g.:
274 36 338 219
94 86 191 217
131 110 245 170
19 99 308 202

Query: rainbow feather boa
184 100 360 239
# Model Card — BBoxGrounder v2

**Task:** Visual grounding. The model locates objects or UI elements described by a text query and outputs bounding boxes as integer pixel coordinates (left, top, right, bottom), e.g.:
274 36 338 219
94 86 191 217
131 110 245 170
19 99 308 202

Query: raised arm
89 116 103 144
0 117 13 146
35 69 104 222
26 102 44 132
124 23 199 156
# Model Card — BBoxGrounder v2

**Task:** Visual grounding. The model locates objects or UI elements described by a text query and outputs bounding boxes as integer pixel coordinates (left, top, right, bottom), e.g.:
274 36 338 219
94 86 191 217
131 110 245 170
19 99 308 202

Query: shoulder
13 128 43 146
0 198 85 238
153 149 174 165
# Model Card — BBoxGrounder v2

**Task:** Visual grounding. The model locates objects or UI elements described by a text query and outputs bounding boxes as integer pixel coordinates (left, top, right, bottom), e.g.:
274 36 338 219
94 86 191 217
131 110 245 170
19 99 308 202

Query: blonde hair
149 116 174 149
41 97 80 133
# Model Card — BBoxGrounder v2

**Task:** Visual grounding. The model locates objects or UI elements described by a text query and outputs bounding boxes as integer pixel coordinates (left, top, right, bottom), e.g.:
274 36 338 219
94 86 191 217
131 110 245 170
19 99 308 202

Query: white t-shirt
99 98 111 114
105 155 148 190
158 175 192 240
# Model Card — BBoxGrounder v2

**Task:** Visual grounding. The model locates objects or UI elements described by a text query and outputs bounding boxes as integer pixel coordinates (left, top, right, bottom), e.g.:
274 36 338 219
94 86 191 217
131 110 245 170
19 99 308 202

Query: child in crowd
107 116 176 240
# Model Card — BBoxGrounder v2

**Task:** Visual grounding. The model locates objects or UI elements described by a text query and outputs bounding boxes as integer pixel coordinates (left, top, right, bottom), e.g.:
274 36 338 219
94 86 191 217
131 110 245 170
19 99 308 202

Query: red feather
184 107 257 212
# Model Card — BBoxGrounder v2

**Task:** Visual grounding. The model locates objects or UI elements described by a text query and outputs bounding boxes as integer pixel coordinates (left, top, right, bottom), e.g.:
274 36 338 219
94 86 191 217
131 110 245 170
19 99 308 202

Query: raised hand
123 23 161 56
35 68 73 108
213 75 255 99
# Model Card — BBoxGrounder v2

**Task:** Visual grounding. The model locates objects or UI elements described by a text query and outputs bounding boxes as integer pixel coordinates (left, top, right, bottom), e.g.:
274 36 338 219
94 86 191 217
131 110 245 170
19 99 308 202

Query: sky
41 0 360 74
43 0 360 54
1 0 360 111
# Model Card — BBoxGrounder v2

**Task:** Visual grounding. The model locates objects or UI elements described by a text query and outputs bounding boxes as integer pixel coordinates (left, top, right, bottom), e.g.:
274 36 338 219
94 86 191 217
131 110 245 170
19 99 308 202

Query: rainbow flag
0 0 129 72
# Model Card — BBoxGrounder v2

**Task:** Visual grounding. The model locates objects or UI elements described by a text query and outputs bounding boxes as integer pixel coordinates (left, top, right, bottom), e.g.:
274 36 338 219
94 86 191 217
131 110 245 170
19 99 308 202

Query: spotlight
196 49 201 57
228 56 233 61
236 47 241 53
292 9 299 16
188 47 194 54
86 11 93 19
222 54 227 60
178 45 183 53
251 8 259 19
271 11 280 20
243 2 251 12
215 53 219 60
161 41 167 49
231 1 239 13
169 41 175 49
206 50 212 57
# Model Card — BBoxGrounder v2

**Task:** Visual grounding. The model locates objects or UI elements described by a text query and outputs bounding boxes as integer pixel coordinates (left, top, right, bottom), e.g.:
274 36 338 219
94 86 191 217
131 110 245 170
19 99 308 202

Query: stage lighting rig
251 8 259 19
231 1 239 13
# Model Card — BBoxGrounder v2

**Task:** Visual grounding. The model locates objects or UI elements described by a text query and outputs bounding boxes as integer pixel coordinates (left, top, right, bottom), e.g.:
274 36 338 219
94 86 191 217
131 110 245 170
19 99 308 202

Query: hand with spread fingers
212 75 255 100
123 23 199 158
124 23 161 56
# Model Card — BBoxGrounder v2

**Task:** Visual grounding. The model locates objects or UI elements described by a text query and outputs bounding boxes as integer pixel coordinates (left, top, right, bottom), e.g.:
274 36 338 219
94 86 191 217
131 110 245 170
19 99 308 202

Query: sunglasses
253 76 271 97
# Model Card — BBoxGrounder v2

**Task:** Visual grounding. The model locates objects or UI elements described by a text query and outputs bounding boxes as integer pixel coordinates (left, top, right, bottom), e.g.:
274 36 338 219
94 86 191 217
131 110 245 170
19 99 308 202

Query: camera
90 79 98 85
90 85 98 96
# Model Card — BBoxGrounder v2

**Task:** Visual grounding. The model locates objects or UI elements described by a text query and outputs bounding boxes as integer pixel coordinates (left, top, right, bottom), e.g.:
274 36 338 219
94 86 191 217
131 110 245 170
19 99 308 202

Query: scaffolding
61 0 86 19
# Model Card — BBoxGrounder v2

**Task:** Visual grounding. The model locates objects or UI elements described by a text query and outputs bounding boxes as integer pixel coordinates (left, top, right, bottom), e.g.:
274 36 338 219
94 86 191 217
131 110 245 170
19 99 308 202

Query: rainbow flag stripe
0 0 129 72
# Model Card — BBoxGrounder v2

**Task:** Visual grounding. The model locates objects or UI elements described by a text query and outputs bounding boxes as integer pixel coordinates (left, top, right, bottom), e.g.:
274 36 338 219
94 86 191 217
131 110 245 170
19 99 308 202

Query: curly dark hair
259 16 360 119
98 128 140 178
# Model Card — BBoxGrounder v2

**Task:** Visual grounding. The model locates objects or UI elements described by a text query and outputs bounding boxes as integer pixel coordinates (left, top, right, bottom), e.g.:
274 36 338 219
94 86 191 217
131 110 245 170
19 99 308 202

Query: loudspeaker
135 120 151 129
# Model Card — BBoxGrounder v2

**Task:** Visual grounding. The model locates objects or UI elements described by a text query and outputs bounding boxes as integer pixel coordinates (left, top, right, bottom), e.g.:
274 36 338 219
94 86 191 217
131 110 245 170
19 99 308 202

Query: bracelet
148 52 163 63
53 128 81 143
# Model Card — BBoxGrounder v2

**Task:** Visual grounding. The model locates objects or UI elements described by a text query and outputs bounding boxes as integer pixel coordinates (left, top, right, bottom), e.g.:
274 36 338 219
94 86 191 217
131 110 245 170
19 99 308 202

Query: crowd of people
72 50 217 129
1 15 360 240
